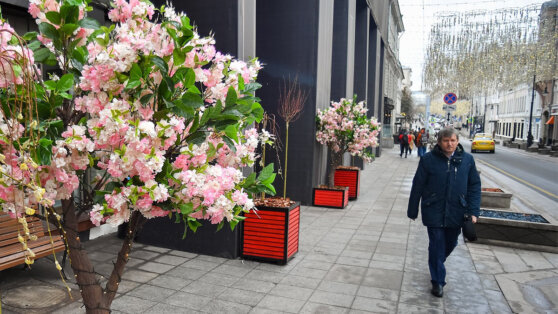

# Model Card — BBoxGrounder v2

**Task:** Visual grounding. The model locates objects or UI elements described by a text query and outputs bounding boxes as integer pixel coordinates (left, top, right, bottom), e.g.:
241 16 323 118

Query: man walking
407 128 481 298
399 130 409 158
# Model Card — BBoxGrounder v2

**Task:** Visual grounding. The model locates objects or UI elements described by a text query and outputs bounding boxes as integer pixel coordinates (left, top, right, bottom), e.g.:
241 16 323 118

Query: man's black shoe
431 284 443 297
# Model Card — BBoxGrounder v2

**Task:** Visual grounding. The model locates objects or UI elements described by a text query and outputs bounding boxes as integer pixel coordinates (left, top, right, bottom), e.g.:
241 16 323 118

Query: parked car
471 134 495 153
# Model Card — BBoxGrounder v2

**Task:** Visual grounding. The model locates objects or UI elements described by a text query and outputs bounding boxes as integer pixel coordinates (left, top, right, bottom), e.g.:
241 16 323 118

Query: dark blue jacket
407 143 481 228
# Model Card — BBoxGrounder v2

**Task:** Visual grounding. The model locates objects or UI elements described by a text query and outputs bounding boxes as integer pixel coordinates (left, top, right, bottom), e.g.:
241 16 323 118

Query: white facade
494 85 543 142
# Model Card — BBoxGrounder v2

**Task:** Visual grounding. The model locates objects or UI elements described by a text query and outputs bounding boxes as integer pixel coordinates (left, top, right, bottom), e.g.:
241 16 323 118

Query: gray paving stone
193 254 229 264
309 290 355 308
290 266 328 280
181 281 227 298
127 284 176 302
398 290 444 310
218 287 266 306
148 274 191 290
153 254 190 266
114 280 140 293
269 283 314 301
167 250 199 259
303 252 339 263
361 268 403 291
336 256 370 268
340 250 374 260
121 269 159 283
248 307 286 314
162 291 212 311
257 295 305 313
147 303 201 313
325 265 367 285
166 266 207 280
181 259 221 271
317 280 359 296
299 302 349 314
213 264 254 277
110 295 157 313
396 303 443 314
298 259 335 271
200 299 252 314
137 261 175 274
197 272 240 287
233 278 276 293
356 285 399 302
129 250 161 260
368 260 404 271
87 251 115 262
279 275 322 289
245 269 286 283
351 296 396 313
142 245 171 253
517 250 555 270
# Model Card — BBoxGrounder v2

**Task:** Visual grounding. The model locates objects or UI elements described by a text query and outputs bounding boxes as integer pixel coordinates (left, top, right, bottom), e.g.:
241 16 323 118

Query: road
459 139 558 203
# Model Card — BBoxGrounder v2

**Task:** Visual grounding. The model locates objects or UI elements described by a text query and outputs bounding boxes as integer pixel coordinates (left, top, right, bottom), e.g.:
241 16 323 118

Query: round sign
444 93 457 105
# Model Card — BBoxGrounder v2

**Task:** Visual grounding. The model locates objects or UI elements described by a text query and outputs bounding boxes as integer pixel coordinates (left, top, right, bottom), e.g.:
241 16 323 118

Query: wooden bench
0 212 66 271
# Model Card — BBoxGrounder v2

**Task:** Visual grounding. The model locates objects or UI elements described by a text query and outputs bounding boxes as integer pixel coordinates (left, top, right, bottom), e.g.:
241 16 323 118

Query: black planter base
124 217 241 259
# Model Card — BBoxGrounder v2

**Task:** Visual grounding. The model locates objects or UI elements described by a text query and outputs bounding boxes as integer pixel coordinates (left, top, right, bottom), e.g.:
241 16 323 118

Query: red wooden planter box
242 202 300 265
312 186 349 209
334 167 360 200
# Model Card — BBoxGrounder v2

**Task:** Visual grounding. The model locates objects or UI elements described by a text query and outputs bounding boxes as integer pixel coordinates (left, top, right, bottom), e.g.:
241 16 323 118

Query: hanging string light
423 3 557 97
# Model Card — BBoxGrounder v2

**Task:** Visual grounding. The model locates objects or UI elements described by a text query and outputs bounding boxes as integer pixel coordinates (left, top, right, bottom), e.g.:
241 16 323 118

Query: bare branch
278 76 307 124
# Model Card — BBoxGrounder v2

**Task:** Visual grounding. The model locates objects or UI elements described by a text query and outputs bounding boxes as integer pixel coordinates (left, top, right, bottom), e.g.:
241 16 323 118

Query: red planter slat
242 202 300 265
334 168 360 200
312 187 349 209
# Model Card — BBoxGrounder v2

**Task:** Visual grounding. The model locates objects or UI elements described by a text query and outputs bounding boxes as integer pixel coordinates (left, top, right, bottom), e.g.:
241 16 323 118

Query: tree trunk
62 198 106 313
62 199 147 313
328 149 343 188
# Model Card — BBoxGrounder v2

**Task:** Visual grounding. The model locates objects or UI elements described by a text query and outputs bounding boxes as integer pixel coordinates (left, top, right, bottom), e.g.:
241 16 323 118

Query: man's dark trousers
427 227 461 286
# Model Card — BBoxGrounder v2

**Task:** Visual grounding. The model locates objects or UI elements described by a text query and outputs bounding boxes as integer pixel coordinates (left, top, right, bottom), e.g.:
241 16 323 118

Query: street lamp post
527 74 535 148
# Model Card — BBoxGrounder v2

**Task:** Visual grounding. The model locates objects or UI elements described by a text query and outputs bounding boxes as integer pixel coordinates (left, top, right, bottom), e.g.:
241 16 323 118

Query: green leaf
45 11 61 25
151 56 168 74
244 172 256 187
224 124 238 142
173 48 185 66
44 80 57 91
257 163 274 183
140 93 154 106
225 86 238 107
22 32 38 41
181 92 203 109
251 103 264 123
129 63 142 80
243 82 262 93
215 221 224 232
27 40 41 51
61 24 79 36
79 17 100 30
57 74 74 91
37 138 53 165
34 48 53 63
126 80 141 90
172 100 195 119
261 173 276 185
179 203 194 215
188 219 202 233
60 4 79 24
71 46 87 64
38 22 59 41
229 219 241 231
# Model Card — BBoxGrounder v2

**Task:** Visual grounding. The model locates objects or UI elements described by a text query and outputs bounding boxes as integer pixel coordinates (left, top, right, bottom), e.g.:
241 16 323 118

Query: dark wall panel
330 0 349 101
353 0 368 103
151 0 238 54
256 0 320 205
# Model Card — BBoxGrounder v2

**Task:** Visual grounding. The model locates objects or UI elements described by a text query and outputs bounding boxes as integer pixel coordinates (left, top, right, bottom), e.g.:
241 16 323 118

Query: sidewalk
1 146 557 313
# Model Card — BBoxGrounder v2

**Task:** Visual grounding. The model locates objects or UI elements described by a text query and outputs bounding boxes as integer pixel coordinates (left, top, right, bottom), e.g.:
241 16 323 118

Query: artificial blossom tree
0 0 274 312
316 97 381 187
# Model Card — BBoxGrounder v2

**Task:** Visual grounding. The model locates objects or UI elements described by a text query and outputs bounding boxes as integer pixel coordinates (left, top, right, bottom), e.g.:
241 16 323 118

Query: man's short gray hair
437 128 459 143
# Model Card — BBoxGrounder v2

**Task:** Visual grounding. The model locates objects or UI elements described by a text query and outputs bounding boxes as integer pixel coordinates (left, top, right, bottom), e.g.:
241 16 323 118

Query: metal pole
527 73 535 147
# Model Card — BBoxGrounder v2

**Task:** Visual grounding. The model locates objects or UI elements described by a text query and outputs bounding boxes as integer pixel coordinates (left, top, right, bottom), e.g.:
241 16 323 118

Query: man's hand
472 216 478 223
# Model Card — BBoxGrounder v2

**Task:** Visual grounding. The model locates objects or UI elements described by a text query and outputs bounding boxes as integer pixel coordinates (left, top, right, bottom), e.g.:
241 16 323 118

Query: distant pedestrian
407 127 481 298
408 131 416 156
399 130 409 158
416 128 428 157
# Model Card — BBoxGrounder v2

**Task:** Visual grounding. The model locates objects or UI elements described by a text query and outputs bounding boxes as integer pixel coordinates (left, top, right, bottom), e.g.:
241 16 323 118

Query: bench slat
0 237 66 271
0 212 66 271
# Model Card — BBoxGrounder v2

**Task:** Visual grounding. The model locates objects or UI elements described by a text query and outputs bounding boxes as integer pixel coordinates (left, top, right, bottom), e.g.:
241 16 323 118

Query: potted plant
242 78 306 265
314 97 381 208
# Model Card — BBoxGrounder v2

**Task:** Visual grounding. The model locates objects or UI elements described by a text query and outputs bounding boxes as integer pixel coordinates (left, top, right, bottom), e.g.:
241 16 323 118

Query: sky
398 0 548 92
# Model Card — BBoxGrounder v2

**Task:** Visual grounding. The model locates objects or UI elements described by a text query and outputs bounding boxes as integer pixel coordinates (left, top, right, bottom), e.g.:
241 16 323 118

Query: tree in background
401 87 415 128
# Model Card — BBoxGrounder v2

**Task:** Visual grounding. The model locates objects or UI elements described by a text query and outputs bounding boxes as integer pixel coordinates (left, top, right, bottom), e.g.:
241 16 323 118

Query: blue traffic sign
444 93 457 105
